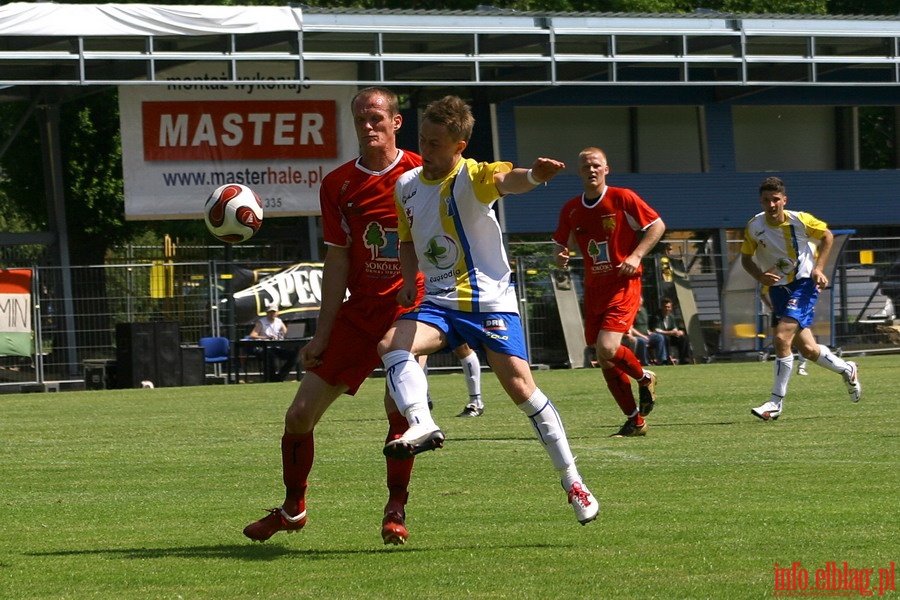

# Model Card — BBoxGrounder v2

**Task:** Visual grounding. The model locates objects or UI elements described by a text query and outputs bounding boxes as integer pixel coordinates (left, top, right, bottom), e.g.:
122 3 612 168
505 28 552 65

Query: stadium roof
1 3 899 104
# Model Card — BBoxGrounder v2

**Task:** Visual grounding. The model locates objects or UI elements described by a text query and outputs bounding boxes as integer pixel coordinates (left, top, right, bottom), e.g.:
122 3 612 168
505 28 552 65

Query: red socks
385 410 414 507
611 345 645 381
280 412 414 517
281 431 313 516
602 366 639 418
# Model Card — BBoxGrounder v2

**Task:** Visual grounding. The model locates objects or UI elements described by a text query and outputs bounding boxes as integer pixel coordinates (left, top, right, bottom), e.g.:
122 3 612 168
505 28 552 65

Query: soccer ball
203 183 264 243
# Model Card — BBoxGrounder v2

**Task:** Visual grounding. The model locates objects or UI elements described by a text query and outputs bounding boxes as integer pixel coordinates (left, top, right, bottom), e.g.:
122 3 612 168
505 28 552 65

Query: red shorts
308 293 414 395
582 277 642 344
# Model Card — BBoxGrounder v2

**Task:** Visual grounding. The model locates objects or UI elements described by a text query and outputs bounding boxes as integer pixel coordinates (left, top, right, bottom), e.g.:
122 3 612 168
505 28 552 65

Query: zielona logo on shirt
423 235 459 270
773 257 796 274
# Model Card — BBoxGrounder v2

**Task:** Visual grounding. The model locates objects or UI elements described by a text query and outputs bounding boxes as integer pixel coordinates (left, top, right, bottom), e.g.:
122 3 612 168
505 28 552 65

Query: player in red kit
553 147 666 437
243 87 425 545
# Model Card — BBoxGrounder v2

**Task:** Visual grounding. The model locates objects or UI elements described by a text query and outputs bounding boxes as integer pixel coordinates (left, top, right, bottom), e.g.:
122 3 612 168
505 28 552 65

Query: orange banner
0 268 33 357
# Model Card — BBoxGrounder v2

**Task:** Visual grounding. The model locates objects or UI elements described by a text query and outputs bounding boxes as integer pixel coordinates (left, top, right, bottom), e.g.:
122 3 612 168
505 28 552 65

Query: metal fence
510 236 900 367
2 236 898 392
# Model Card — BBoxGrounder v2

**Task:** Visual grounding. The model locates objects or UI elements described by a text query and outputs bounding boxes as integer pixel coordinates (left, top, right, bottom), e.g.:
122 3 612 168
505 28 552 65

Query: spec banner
231 263 327 325
118 63 357 220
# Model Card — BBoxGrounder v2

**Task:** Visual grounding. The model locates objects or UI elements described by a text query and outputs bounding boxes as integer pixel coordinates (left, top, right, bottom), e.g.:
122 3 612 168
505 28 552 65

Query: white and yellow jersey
395 157 517 313
740 210 828 285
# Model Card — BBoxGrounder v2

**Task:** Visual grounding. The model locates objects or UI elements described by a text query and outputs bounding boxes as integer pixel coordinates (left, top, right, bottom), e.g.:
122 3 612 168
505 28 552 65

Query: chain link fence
510 236 900 367
1 236 898 391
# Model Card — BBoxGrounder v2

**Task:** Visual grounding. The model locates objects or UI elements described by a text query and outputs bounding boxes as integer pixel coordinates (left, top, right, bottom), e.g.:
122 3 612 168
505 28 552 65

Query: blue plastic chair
198 336 230 380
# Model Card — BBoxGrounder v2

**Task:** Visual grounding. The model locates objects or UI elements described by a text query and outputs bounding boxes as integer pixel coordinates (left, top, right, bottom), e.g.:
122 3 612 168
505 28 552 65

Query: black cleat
383 425 445 460
456 403 484 418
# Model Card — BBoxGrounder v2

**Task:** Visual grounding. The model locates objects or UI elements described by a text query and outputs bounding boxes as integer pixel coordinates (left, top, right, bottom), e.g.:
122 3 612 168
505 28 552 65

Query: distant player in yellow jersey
740 176 861 421
377 95 598 526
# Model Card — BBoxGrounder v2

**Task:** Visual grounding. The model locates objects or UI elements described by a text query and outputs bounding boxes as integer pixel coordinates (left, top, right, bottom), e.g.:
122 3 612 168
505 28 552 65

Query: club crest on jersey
602 214 616 232
423 235 459 270
483 317 507 331
443 194 456 217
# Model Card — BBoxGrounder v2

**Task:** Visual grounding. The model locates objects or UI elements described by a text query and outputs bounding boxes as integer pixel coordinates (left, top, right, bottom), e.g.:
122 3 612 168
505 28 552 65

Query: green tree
0 0 890 268
0 88 210 265
0 89 145 265
364 222 387 255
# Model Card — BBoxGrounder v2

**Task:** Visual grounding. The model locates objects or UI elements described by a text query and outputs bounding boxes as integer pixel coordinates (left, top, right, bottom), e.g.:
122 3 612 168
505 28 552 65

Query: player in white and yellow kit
376 95 598 525
740 176 861 421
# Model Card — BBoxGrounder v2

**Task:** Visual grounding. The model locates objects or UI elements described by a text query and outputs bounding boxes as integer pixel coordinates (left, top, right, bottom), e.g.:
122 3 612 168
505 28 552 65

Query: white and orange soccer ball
203 183 264 243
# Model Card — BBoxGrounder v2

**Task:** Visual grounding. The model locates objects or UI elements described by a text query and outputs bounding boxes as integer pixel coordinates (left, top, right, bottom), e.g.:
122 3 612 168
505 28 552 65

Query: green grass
1 355 897 599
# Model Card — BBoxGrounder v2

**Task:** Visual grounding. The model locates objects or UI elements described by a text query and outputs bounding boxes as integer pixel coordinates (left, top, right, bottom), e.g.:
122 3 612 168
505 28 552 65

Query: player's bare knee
377 330 401 357
284 406 314 434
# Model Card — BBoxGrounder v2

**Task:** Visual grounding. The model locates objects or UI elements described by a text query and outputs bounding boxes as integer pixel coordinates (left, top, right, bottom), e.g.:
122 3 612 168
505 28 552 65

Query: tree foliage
292 0 895 15
0 0 894 265
0 90 144 265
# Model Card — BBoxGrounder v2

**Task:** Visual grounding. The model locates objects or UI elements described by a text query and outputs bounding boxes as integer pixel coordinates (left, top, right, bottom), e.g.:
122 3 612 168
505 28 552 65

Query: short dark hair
422 95 475 143
759 176 786 196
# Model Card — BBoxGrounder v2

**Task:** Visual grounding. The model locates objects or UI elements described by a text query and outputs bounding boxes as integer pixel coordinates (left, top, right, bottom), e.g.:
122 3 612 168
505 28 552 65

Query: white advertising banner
118 63 358 220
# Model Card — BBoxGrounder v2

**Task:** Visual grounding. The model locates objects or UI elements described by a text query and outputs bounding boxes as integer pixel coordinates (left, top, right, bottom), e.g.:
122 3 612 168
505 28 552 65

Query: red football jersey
320 150 422 299
553 186 661 288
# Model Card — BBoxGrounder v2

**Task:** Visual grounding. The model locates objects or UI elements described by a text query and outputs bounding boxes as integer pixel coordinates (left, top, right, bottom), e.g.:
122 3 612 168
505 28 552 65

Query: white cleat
383 423 445 460
568 481 599 525
843 361 861 403
751 401 782 421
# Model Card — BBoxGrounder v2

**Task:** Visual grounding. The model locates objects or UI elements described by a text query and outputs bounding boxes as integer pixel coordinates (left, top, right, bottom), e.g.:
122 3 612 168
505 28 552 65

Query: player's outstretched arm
495 157 565 195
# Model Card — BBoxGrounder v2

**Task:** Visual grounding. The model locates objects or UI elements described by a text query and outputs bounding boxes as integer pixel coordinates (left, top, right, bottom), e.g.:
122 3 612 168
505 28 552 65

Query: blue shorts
399 301 528 361
767 278 819 329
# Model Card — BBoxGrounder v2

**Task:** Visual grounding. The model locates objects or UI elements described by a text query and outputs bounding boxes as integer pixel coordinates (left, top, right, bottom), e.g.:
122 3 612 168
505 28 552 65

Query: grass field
1 355 897 599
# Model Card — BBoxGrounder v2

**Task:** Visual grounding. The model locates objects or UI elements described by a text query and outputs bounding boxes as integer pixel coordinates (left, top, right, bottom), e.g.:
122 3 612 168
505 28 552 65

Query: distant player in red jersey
553 147 665 437
243 87 425 546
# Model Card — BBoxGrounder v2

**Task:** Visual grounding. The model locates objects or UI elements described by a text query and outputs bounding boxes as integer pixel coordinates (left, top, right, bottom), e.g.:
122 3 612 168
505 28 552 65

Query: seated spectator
650 297 691 364
247 302 299 382
623 296 667 366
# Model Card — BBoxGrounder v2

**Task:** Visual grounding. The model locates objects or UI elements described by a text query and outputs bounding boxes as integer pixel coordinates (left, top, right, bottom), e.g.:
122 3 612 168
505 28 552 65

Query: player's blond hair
422 95 475 143
579 147 608 163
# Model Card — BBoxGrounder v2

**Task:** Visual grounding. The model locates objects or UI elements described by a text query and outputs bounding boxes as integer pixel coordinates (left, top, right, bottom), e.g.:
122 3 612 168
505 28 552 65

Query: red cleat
243 507 307 542
381 510 408 545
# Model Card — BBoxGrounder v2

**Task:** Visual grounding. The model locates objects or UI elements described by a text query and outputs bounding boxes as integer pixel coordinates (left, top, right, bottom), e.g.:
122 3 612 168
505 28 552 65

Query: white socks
382 349 435 428
458 351 483 408
770 355 794 402
814 344 852 375
518 388 575 473
770 344 852 405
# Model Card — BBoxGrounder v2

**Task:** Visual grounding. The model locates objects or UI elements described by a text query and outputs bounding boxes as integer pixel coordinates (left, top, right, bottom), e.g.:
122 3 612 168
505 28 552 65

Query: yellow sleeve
396 193 412 243
465 159 512 205
798 212 829 240
740 225 757 255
